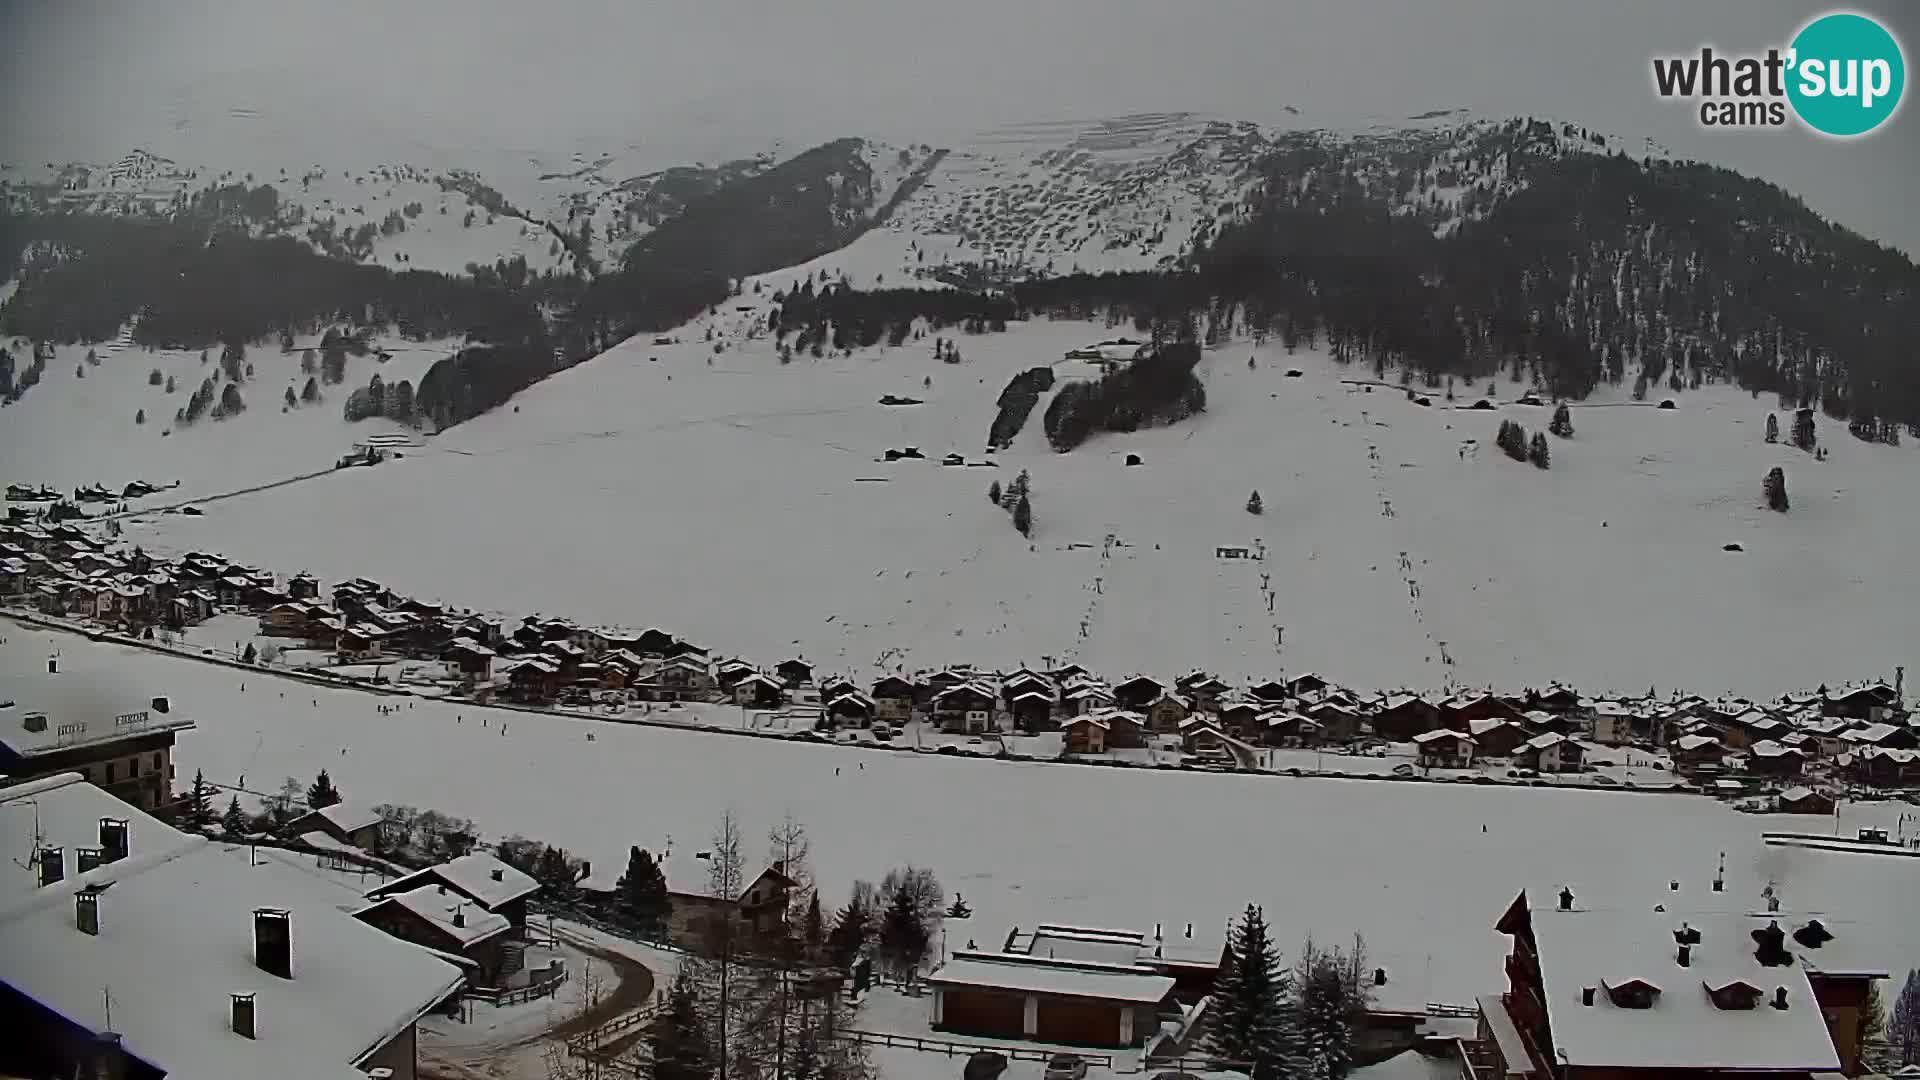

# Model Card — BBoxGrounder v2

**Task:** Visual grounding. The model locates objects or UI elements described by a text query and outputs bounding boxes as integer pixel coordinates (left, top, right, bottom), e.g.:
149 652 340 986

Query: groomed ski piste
8 623 1919 1013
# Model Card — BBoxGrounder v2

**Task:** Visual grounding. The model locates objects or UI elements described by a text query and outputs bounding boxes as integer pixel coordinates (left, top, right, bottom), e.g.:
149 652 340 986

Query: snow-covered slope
1 332 450 502
93 304 1920 699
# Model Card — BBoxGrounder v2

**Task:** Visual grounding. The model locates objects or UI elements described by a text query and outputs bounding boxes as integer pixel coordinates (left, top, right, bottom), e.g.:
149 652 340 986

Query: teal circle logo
1787 12 1905 137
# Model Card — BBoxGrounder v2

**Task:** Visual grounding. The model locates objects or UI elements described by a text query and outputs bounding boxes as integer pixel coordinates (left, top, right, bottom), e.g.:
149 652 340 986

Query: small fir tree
1549 403 1573 438
1528 432 1550 469
186 770 214 829
1765 413 1780 443
1012 493 1032 537
1765 466 1789 512
306 769 342 809
1247 490 1264 515
987 480 1002 504
222 795 249 836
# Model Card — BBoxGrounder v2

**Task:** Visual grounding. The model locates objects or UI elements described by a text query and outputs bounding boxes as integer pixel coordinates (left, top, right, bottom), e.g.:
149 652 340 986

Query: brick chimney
230 993 256 1039
254 909 292 979
99 818 129 863
38 846 64 888
76 888 101 935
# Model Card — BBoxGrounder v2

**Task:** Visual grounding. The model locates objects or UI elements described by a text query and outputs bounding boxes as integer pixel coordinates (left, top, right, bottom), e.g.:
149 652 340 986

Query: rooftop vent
490 868 504 882
38 847 65 887
1792 920 1834 950
231 993 256 1039
1558 887 1575 911
452 905 466 929
1677 944 1692 967
99 818 129 863
254 908 292 979
1373 967 1388 987
150 696 170 714
1772 986 1789 1010
47 657 58 674
1580 986 1595 1006
23 711 47 733
76 847 105 874
1752 921 1793 968
76 888 100 935
1674 922 1702 946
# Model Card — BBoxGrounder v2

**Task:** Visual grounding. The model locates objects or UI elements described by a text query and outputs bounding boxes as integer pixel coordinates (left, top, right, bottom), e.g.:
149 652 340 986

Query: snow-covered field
12 625 1919 1013
83 299 1920 699
1 332 451 502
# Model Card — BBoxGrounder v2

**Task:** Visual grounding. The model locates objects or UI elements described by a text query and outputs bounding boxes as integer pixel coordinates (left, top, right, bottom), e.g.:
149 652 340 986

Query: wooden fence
837 1029 1112 1066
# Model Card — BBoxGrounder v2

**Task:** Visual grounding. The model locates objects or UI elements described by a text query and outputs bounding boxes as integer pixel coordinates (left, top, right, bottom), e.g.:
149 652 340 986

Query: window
153 753 163 772
106 762 117 783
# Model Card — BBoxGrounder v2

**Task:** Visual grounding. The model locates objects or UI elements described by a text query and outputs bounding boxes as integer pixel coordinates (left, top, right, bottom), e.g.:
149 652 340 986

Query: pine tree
1247 490 1264 515
284 386 297 409
1765 413 1779 443
1296 937 1369 1080
1528 432 1550 469
1765 466 1789 512
987 480 1002 504
135 409 145 426
1012 493 1032 537
1549 403 1573 438
618 845 673 939
165 375 176 393
301 376 321 402
222 795 248 836
1861 977 1886 1061
1003 469 1030 508
1791 409 1817 452
878 885 932 983
186 770 214 829
803 891 826 959
650 965 716 1080
826 887 872 971
241 642 257 663
306 769 342 809
1890 968 1920 1065
1208 905 1298 1080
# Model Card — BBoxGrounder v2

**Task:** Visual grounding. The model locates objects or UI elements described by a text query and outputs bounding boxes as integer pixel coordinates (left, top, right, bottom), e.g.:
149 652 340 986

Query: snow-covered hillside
81 299 1920 699
1 331 450 502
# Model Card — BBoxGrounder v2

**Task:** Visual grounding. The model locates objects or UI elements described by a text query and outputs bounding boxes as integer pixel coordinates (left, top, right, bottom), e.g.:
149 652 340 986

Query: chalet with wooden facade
1413 729 1475 769
284 802 384 850
1477 887 1885 1079
366 853 540 937
356 884 515 986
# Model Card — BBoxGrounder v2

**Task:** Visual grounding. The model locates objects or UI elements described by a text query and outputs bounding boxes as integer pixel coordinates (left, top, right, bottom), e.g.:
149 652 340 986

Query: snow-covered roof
1528 905 1841 1071
1523 732 1573 751
1843 722 1903 744
0 774 462 1080
1413 729 1472 745
1470 717 1520 736
929 951 1175 1004
290 801 383 836
1749 740 1804 759
367 853 538 910
0 648 194 758
1674 734 1723 752
359 884 511 948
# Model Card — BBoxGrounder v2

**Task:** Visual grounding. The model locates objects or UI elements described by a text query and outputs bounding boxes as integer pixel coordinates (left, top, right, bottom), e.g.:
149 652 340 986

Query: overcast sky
4 0 1916 252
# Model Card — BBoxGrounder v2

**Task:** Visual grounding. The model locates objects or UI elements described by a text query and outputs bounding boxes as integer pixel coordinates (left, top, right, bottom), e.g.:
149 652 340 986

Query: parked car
1392 763 1416 777
965 1053 1009 1080
1591 774 1619 787
1045 1055 1088 1080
